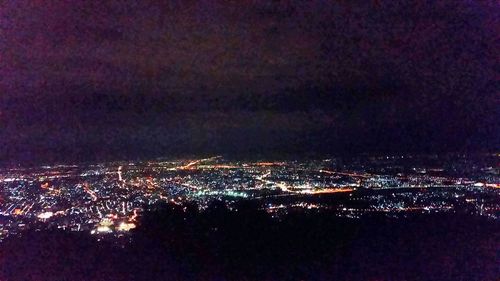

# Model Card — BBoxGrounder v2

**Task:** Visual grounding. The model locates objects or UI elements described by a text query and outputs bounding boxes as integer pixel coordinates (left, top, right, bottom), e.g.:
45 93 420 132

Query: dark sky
1 0 498 164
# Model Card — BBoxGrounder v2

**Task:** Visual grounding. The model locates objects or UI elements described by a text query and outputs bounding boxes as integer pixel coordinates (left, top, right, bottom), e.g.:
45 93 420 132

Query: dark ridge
1 202 498 281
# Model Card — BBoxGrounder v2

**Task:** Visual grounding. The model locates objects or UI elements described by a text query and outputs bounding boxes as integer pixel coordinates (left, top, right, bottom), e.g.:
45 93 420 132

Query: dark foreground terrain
1 201 498 281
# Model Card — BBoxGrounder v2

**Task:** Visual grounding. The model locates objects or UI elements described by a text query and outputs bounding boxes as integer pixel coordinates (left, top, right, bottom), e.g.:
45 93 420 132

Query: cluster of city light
0 155 498 241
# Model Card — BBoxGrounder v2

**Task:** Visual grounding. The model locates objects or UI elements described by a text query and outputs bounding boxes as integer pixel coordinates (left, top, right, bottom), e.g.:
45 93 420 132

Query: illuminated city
1 1 498 280
1 154 498 241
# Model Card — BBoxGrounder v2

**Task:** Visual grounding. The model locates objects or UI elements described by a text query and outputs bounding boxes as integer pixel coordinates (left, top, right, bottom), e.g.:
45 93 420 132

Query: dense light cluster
0 154 498 241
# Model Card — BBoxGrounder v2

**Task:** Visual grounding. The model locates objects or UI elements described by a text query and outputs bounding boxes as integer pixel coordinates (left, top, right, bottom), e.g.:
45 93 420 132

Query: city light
0 154 498 241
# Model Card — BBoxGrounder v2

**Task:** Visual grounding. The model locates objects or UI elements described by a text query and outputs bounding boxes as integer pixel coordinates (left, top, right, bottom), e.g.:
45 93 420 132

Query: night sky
1 0 498 164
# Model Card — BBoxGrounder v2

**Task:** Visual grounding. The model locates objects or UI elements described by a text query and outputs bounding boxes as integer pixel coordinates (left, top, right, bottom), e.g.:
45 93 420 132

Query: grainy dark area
1 0 498 165
1 203 499 281
1 1 498 280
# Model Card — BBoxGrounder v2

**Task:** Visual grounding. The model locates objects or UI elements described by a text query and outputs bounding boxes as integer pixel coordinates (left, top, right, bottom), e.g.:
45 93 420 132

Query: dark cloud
0 0 498 164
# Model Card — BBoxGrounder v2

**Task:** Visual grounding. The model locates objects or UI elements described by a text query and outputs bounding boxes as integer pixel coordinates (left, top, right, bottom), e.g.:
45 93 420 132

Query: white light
37 212 54 219
117 222 136 231
96 226 112 233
